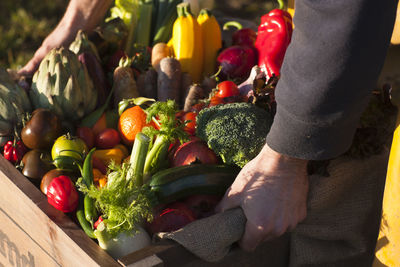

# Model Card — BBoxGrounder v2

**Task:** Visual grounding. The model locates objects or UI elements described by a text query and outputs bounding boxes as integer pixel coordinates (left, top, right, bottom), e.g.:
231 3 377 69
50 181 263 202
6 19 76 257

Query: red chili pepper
3 139 28 164
255 0 293 79
94 216 104 229
47 175 79 213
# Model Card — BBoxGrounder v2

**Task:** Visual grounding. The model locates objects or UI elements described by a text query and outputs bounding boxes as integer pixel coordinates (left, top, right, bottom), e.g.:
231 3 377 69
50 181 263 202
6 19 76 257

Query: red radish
172 139 219 167
147 202 196 235
217 45 257 81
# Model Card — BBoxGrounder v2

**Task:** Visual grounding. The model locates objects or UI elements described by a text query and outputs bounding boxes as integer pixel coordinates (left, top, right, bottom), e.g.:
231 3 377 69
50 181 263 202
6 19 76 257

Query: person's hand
18 24 78 77
216 143 309 251
18 0 113 77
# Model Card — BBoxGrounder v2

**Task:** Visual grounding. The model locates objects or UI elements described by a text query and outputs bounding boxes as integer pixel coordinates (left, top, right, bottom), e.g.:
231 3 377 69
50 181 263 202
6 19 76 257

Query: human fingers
214 186 242 213
18 46 50 77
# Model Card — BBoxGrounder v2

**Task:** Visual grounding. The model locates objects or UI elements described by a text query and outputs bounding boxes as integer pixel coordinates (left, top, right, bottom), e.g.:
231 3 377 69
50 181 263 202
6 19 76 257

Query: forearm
267 0 397 160
48 0 113 44
60 0 113 32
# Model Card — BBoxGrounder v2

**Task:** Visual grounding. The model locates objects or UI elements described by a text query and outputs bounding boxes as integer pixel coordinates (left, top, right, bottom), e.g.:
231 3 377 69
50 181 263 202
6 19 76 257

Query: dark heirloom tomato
21 108 62 150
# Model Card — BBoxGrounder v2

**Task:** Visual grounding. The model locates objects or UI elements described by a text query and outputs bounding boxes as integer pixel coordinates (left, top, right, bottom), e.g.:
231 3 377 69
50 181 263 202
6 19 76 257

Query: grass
0 0 67 69
0 0 277 70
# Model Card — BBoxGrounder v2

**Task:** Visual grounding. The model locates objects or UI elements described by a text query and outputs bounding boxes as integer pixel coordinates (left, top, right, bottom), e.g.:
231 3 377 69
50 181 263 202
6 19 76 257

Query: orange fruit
118 106 151 145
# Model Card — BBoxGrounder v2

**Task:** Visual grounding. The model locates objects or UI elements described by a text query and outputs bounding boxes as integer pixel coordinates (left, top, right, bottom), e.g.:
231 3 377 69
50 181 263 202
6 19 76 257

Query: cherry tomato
209 96 224 107
76 126 95 149
216 81 239 98
95 128 121 149
190 103 206 113
183 112 197 135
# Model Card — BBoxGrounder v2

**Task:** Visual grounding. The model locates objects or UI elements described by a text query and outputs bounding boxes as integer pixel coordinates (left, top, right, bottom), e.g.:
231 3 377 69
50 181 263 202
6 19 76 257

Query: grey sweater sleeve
266 0 398 160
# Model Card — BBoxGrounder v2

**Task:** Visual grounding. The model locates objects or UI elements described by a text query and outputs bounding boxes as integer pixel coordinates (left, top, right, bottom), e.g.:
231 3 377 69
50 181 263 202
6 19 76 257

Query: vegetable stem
223 21 243 31
277 0 285 10
94 222 112 249
128 132 151 185
143 134 170 180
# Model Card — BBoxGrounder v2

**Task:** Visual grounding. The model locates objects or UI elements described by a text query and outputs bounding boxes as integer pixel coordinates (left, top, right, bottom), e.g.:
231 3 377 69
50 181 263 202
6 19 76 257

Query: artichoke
0 68 31 139
69 29 101 61
30 47 97 122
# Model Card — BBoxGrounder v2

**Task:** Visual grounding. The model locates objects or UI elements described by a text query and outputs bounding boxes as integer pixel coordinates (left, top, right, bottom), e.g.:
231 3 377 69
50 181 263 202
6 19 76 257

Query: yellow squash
373 86 400 266
172 3 203 82
197 9 222 77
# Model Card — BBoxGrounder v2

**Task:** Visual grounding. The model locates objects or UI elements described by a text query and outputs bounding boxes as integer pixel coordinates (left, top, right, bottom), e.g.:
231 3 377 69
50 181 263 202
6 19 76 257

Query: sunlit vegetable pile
0 0 393 260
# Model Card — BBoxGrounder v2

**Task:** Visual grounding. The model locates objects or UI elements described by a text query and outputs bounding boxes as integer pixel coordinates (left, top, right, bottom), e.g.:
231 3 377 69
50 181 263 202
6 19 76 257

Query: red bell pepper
47 175 79 213
3 139 27 164
255 0 293 79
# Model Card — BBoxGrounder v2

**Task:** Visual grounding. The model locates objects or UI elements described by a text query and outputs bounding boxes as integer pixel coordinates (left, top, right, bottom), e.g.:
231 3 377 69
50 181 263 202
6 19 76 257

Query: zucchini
150 164 240 204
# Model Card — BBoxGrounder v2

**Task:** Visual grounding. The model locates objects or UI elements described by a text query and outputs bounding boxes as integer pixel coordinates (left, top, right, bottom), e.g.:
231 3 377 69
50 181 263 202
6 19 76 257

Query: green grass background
0 0 67 69
0 0 276 70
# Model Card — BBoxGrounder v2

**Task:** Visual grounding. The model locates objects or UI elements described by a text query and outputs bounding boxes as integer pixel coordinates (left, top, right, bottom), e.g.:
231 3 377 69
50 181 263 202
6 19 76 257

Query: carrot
137 68 158 99
180 72 193 108
151 42 172 72
112 64 139 108
183 84 205 112
157 57 182 102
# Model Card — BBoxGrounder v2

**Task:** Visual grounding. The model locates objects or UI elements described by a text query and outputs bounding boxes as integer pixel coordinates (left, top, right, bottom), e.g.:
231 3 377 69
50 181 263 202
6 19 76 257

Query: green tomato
51 134 88 161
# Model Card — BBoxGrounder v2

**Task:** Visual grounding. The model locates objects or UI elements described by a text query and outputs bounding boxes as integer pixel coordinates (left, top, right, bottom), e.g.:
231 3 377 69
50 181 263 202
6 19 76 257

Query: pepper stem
277 0 285 10
223 21 243 31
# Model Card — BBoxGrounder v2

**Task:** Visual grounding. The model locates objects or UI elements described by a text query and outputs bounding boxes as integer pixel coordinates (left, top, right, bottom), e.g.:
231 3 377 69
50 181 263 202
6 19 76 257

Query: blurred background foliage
0 0 67 69
0 0 277 70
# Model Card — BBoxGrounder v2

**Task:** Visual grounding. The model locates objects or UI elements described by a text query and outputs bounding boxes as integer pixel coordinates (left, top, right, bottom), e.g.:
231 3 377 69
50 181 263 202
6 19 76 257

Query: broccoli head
196 102 273 168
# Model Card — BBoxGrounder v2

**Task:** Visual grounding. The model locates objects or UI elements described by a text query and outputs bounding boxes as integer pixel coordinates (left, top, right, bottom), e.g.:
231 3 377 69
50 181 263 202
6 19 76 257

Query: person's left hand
216 143 309 251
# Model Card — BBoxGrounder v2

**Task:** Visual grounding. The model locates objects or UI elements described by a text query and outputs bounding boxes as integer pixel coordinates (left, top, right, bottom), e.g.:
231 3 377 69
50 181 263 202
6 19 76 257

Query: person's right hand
18 0 113 77
18 24 78 77
216 143 309 251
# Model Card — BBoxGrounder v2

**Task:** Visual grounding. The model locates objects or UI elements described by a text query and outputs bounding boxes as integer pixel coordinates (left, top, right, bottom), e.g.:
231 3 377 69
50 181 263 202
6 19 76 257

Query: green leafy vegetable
77 162 155 238
142 100 189 178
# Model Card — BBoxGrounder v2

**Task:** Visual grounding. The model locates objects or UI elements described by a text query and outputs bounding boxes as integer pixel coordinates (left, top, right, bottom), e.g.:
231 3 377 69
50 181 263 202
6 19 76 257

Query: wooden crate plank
0 156 119 267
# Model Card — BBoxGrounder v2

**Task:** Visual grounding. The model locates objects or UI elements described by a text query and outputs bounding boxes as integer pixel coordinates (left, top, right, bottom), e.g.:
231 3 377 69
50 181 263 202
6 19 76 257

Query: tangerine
118 106 152 145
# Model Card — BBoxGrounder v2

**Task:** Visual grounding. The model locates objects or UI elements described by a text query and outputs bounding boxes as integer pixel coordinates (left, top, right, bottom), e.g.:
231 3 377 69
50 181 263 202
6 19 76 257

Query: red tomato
216 81 239 98
76 126 95 149
209 96 224 107
183 112 197 135
190 103 206 113
95 128 121 149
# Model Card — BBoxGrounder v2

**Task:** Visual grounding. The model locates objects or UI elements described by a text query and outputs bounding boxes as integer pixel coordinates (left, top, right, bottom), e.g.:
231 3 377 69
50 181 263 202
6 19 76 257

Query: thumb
215 187 242 213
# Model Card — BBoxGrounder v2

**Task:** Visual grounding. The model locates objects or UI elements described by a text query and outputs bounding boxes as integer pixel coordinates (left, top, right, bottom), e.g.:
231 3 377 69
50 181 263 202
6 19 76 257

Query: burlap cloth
157 150 389 266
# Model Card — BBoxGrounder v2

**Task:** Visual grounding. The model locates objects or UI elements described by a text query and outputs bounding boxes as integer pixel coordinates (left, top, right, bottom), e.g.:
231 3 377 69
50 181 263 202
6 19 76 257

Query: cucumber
150 164 240 204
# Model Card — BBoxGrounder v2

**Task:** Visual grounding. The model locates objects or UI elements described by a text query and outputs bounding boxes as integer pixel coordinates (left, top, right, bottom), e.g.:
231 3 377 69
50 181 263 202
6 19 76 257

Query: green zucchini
150 164 240 204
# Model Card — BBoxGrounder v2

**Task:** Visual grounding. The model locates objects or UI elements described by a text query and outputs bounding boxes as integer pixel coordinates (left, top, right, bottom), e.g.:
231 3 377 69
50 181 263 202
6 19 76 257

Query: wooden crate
0 153 290 267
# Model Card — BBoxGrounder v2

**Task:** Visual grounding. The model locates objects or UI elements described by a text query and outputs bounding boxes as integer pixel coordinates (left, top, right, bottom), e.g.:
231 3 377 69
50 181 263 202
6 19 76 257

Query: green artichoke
0 68 31 137
30 47 97 122
69 30 100 60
